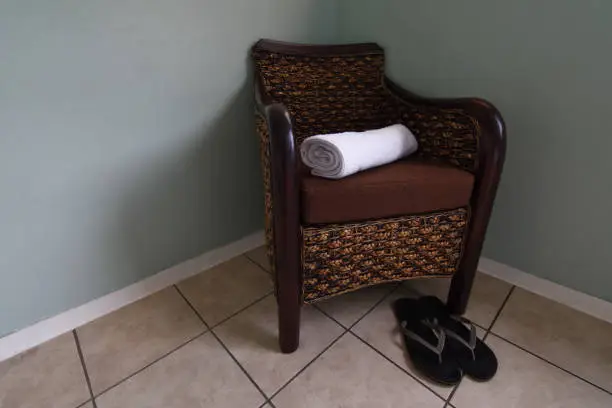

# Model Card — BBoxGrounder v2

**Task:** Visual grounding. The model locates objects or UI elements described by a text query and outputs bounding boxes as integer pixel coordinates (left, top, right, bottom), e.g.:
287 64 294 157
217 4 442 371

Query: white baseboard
479 257 612 325
0 231 265 362
2 229 611 362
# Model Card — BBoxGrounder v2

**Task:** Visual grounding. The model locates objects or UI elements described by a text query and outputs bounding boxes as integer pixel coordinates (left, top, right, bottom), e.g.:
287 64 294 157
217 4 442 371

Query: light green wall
2 0 610 337
340 0 612 301
0 0 339 336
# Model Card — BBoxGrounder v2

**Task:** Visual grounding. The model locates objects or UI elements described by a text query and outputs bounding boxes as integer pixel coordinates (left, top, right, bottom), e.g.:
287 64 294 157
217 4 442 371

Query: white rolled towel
300 124 419 179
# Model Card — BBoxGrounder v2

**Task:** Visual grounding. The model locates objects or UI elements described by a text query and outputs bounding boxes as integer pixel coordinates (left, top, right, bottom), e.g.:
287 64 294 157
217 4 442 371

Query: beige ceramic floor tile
95 333 264 408
351 288 454 398
245 245 271 273
452 335 612 408
273 333 443 408
404 272 512 327
77 287 204 394
79 403 94 408
177 255 273 326
0 333 90 408
214 296 344 396
492 287 612 392
316 284 397 327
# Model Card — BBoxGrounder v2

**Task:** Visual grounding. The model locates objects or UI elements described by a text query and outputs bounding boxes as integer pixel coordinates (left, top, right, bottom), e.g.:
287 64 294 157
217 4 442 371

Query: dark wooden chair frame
253 40 506 353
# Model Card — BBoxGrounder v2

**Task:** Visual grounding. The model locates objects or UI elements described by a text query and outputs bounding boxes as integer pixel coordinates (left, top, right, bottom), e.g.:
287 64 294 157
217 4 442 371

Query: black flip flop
418 296 498 382
393 298 463 386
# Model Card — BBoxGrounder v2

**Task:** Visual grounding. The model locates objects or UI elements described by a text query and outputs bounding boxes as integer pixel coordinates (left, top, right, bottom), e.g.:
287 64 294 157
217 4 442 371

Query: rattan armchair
252 39 506 353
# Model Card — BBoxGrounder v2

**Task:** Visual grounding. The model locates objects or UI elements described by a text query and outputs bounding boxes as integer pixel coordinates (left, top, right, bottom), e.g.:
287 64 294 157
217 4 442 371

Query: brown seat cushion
301 159 474 224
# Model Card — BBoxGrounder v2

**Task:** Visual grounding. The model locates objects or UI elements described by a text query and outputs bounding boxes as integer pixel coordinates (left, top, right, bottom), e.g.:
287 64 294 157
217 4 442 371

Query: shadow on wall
106 72 263 290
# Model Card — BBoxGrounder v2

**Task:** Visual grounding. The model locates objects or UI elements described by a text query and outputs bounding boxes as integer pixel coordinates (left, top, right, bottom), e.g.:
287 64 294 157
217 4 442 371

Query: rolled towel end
301 136 351 179
300 124 418 179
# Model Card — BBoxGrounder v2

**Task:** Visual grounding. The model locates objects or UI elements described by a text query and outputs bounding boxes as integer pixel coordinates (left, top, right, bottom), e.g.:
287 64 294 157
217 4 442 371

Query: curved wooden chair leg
278 296 300 353
447 265 476 315
276 254 301 353
447 210 485 315
273 224 301 353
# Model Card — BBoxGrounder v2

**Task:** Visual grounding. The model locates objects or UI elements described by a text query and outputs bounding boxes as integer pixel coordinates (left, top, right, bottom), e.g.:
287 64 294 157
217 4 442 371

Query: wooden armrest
385 77 506 177
254 75 301 286
385 77 506 296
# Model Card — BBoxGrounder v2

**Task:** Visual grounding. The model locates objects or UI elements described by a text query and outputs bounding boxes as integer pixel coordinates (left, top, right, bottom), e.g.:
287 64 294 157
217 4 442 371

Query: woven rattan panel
253 48 480 172
255 114 276 274
301 207 469 303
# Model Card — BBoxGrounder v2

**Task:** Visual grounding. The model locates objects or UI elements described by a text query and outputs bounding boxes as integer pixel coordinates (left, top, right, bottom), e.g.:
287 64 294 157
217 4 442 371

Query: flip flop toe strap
400 320 446 363
444 316 478 360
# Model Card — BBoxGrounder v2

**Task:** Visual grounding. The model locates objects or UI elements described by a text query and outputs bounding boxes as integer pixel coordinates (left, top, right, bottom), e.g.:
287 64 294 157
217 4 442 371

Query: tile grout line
261 399 277 408
72 330 98 408
312 283 400 331
312 304 348 329
173 285 272 406
242 247 282 406
347 283 402 331
93 330 207 398
209 325 271 405
47 255 272 405
209 291 274 330
488 332 612 397
444 285 516 407
243 254 272 276
90 281 221 397
443 383 460 408
349 332 449 402
267 283 403 402
348 283 449 402
484 285 515 341
344 282 517 404
466 284 612 400
270 285 400 401
270 331 350 401
333 283 400 331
